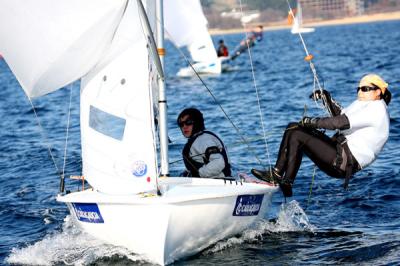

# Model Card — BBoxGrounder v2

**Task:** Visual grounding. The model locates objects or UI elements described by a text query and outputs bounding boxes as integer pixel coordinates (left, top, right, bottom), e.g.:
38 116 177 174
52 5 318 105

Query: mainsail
0 0 159 194
164 0 218 64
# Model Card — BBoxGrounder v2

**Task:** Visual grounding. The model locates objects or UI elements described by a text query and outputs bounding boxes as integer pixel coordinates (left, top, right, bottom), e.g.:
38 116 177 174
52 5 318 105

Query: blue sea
1 20 399 265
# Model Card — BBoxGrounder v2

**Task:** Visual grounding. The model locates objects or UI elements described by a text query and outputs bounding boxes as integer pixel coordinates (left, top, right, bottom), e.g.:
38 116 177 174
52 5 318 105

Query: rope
238 0 272 170
169 124 300 166
163 27 265 167
306 165 317 209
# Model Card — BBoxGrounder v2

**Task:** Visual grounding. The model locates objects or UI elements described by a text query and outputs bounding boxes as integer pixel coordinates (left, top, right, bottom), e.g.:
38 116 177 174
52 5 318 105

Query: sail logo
233 194 264 216
72 203 104 223
132 160 147 177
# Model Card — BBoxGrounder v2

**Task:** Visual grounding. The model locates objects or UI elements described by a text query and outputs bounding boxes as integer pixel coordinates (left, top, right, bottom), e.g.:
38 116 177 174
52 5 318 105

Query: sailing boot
251 168 293 197
251 168 280 184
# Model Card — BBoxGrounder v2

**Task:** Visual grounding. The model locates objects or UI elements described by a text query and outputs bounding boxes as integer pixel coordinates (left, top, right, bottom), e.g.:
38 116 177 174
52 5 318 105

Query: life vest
182 131 231 177
217 46 228 57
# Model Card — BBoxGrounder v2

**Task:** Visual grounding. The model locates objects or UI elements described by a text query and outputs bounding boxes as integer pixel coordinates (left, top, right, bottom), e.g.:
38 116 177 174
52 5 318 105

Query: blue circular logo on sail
132 160 147 177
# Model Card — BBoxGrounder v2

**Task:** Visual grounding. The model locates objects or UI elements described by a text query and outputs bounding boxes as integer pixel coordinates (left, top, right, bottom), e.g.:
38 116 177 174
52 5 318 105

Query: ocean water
1 20 400 265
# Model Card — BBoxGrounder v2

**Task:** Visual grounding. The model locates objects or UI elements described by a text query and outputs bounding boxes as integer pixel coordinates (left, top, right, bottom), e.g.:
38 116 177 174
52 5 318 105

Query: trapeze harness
332 131 359 189
182 131 231 177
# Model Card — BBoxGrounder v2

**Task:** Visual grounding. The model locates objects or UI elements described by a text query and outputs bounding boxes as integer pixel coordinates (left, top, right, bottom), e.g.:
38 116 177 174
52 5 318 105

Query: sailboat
164 0 222 77
290 1 315 34
0 0 278 265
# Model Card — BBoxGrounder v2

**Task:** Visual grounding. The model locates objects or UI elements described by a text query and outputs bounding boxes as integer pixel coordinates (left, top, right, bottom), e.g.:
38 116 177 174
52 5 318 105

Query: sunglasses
178 119 194 127
357 85 380 92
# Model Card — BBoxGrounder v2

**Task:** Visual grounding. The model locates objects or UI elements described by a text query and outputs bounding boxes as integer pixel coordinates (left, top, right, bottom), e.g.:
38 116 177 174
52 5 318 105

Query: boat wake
6 200 385 265
273 200 316 232
6 201 313 265
5 216 145 266
205 200 315 254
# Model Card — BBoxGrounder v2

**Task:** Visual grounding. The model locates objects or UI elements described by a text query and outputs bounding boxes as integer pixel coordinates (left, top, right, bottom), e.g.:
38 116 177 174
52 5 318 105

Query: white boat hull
57 177 278 265
176 60 222 77
291 27 315 34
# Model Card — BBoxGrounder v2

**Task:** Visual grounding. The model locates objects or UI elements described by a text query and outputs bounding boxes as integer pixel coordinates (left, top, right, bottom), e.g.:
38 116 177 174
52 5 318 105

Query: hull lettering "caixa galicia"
72 203 104 223
232 194 264 216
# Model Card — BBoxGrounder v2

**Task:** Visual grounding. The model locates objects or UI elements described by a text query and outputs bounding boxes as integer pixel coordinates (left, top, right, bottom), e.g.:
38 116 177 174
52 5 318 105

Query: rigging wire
168 125 294 166
238 0 273 170
27 97 61 179
26 84 76 193
61 84 74 192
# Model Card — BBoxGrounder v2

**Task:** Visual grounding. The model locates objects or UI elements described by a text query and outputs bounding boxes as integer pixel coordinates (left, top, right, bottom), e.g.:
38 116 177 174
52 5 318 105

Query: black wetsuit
275 122 360 184
274 93 362 187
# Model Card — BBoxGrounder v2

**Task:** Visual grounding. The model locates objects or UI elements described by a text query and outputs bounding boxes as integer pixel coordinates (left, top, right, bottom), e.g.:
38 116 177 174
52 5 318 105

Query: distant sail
164 0 219 70
291 1 315 34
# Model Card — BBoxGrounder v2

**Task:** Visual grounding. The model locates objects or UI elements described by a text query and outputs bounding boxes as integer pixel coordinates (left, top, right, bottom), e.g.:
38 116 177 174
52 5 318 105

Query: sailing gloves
300 90 349 130
309 90 331 101
300 115 350 130
309 89 343 116
299 116 320 128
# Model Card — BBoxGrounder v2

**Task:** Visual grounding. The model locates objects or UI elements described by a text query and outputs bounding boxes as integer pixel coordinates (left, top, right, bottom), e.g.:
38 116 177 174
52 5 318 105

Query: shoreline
209 11 400 35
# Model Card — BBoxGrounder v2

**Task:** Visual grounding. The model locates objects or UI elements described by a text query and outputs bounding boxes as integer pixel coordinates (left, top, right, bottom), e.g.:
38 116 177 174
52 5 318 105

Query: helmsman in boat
217 39 229 57
177 108 231 178
252 74 391 197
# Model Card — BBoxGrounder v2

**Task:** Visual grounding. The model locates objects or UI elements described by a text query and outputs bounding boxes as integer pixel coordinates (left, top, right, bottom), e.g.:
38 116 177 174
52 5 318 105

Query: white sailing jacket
188 132 228 178
341 99 390 168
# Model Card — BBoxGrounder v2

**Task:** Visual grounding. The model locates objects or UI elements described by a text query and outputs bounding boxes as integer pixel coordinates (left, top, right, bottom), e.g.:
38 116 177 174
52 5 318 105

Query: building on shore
300 0 365 20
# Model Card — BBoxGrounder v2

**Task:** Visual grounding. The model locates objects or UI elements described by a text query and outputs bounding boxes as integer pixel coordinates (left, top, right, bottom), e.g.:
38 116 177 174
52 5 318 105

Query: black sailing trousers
274 122 347 183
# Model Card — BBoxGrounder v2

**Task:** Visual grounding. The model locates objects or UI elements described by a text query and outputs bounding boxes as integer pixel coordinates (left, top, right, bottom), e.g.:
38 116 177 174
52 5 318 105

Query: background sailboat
0 0 277 264
164 0 221 77
290 1 315 34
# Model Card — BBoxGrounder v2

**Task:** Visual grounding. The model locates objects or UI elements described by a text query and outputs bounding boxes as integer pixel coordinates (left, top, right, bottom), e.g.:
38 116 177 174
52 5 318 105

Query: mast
156 0 169 176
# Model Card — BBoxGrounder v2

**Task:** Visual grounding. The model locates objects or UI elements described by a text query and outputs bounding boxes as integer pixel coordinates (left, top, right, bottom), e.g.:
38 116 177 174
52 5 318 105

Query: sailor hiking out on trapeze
252 74 392 197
